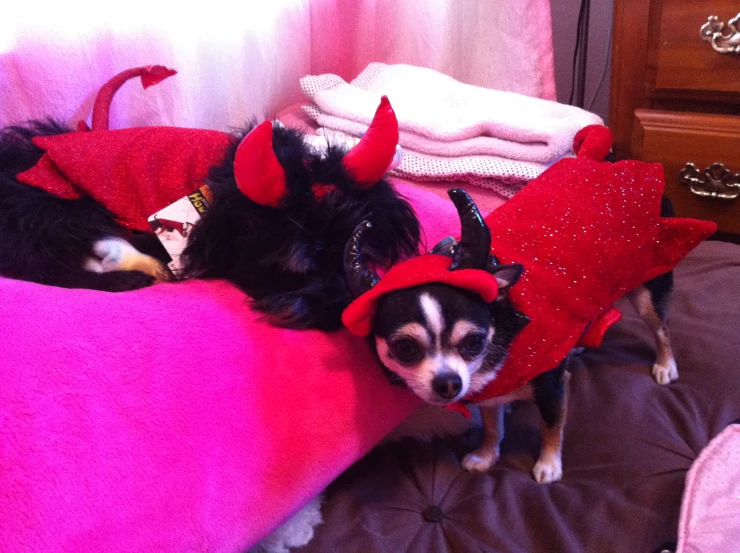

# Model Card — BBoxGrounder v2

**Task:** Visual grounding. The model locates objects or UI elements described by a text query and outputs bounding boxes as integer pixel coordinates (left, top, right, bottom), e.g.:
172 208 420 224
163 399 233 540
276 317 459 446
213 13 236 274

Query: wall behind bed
0 0 556 130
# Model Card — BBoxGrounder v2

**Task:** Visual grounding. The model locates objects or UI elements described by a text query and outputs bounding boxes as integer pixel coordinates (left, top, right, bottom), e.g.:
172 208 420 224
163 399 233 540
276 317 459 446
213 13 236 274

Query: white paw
93 239 129 271
462 449 499 472
82 257 104 273
532 456 563 484
257 495 323 553
652 358 678 385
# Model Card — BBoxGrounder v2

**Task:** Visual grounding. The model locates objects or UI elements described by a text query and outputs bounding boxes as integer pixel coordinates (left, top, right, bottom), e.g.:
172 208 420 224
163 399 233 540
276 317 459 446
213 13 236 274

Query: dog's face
345 188 528 404
371 266 523 404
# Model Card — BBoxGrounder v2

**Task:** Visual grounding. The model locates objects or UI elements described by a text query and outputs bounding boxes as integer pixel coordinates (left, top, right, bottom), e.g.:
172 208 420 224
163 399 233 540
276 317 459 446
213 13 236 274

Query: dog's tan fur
85 238 169 281
629 285 678 384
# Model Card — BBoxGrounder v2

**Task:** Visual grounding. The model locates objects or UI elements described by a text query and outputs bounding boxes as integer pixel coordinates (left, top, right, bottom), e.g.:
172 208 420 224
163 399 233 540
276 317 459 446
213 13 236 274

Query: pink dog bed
0 183 459 553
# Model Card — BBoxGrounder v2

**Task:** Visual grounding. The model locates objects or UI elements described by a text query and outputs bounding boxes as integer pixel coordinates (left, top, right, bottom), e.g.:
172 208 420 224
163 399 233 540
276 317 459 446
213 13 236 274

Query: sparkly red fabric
467 142 716 401
342 254 500 336
17 127 234 232
343 125 716 405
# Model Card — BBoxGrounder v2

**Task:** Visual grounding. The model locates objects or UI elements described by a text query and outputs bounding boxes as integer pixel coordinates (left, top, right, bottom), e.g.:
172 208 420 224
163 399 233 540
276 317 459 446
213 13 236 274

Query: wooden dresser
610 0 740 238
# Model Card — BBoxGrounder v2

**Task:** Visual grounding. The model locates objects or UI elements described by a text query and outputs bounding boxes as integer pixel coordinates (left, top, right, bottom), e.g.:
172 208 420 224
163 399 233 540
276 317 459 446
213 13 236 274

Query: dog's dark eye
390 338 423 364
459 334 486 357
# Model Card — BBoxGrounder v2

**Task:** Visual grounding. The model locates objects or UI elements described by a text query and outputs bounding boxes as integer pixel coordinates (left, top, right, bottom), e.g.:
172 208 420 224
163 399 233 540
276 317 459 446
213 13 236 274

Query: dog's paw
462 448 499 472
255 495 323 553
83 257 105 273
652 358 678 385
93 239 129 271
532 456 563 484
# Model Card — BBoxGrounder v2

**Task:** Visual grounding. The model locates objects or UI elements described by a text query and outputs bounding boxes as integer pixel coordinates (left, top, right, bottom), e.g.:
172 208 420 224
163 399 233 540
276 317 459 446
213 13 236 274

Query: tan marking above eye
390 323 431 347
450 321 489 345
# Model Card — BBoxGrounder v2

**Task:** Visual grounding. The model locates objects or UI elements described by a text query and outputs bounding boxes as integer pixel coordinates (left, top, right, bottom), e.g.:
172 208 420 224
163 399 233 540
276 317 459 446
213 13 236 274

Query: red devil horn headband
233 121 288 207
342 96 399 186
233 96 398 207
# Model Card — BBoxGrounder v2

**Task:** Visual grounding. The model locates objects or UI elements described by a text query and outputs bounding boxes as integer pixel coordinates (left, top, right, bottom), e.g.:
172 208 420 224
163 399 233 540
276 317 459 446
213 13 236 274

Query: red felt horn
342 96 399 187
233 121 288 207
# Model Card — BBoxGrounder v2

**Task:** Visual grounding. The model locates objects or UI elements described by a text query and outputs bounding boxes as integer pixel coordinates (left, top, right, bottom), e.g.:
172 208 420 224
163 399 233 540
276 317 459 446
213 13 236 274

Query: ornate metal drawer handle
679 163 740 200
700 14 740 55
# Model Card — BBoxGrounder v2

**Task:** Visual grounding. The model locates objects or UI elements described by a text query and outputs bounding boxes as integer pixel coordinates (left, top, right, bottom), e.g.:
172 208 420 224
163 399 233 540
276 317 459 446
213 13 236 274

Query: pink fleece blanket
0 184 457 553
676 423 740 553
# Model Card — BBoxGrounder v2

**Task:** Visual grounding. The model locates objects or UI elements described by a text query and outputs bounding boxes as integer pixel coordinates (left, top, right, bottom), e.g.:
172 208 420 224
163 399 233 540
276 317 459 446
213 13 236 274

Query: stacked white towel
300 63 603 197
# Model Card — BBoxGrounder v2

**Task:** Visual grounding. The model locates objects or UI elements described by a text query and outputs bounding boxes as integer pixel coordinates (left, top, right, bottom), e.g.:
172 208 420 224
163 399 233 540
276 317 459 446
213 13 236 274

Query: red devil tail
77 65 177 132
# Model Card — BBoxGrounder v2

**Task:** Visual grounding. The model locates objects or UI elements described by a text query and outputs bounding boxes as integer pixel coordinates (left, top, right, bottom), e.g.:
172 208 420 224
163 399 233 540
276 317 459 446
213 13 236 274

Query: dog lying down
0 66 420 332
0 67 714 550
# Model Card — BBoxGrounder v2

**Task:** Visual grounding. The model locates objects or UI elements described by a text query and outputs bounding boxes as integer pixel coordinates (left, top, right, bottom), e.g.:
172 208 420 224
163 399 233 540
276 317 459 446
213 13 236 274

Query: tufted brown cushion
300 240 740 553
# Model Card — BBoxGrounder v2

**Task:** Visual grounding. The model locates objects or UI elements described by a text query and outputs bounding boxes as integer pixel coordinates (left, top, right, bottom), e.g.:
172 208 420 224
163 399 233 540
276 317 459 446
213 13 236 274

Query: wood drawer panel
633 109 740 234
655 0 740 97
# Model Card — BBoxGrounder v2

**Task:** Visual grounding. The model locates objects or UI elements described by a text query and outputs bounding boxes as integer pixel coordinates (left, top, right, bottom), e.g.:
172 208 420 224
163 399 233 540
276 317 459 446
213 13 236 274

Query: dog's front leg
462 404 504 472
532 366 570 484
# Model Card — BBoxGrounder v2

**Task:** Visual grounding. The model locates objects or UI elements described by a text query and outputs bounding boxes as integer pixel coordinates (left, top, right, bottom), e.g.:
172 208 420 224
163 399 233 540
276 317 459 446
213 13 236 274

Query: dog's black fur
0 121 157 292
0 120 421 330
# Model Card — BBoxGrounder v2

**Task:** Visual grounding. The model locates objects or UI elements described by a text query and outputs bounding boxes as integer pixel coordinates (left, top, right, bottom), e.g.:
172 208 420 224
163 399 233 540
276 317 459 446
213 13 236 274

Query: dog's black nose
432 374 463 399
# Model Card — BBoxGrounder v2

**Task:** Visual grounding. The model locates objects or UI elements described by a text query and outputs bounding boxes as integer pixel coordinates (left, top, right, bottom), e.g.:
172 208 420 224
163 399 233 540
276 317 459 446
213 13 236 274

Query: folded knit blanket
301 63 602 196
301 63 602 163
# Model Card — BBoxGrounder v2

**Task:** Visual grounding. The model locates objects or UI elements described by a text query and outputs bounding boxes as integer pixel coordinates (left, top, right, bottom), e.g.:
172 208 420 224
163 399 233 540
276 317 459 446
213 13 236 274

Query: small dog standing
342 151 715 484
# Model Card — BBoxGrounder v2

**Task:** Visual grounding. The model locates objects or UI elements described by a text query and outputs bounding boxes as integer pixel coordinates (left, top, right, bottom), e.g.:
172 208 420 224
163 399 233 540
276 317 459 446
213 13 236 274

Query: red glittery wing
18 128 233 231
465 156 715 402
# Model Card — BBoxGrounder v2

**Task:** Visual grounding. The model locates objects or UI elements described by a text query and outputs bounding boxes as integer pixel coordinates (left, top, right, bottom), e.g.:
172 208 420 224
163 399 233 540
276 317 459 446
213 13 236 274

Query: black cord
568 0 589 106
586 19 613 111
575 0 591 107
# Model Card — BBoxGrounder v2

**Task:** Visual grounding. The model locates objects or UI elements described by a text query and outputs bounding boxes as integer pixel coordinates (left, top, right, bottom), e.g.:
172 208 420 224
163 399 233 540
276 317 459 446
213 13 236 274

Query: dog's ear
490 263 523 300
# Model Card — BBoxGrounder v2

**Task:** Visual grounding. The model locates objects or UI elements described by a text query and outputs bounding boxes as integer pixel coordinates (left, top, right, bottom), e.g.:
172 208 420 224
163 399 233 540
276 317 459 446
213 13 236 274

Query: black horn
447 189 491 270
430 236 458 258
344 221 381 297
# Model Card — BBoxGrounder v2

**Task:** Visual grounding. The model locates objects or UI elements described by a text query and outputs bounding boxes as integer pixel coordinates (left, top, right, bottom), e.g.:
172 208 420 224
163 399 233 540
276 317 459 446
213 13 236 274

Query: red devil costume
16 66 399 231
343 125 717 406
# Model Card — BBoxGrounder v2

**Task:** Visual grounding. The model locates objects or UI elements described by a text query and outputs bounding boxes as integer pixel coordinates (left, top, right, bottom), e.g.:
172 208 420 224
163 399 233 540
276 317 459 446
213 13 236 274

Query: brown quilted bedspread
301 240 740 553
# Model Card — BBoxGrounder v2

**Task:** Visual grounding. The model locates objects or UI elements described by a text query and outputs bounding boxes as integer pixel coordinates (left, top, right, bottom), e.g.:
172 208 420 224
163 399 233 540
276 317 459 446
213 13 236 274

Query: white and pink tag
148 185 212 277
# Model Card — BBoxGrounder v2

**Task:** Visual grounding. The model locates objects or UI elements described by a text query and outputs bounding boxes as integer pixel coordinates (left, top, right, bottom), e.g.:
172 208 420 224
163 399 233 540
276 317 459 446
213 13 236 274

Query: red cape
18 127 233 232
468 155 715 401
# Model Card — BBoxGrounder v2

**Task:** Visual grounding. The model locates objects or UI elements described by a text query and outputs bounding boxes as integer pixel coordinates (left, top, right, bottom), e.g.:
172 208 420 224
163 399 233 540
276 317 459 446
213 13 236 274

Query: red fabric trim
576 307 623 349
342 254 499 337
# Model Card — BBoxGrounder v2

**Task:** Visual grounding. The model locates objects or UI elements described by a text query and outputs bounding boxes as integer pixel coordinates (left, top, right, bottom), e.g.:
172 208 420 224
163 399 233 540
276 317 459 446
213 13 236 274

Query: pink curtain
309 0 555 100
0 0 555 130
